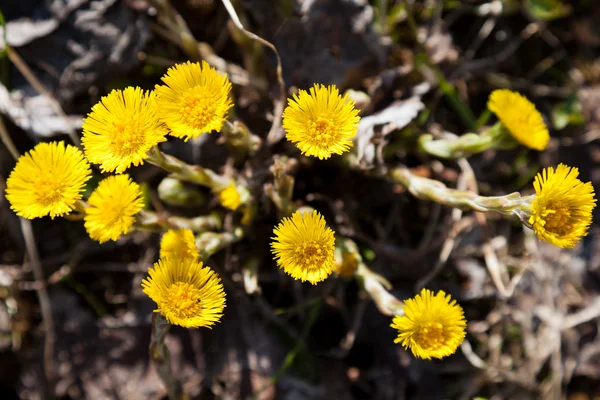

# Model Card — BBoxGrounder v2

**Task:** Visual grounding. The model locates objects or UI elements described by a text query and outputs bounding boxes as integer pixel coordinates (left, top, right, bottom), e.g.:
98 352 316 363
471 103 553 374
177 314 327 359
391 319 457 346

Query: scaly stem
136 210 222 233
196 228 244 260
147 147 230 189
388 166 534 221
418 123 518 159
149 313 187 400
355 263 404 316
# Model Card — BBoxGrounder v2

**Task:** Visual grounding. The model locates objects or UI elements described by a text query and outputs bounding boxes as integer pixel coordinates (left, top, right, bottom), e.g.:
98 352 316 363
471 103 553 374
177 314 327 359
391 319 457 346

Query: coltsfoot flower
391 289 467 360
283 84 360 160
528 164 596 248
84 174 144 243
5 141 91 219
334 239 361 278
217 182 241 211
155 61 233 141
487 89 550 151
334 252 359 278
271 209 335 284
160 228 198 261
82 87 168 173
141 257 226 328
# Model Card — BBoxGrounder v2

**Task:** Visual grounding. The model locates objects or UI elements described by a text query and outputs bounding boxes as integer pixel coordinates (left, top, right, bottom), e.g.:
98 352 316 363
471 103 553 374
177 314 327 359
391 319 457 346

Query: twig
482 240 509 297
219 0 287 145
2 118 59 397
338 298 368 355
20 217 56 399
563 297 600 330
460 340 487 369
0 112 56 394
403 0 476 128
7 47 80 147
415 159 476 289
0 114 18 160
464 18 497 61
450 23 539 81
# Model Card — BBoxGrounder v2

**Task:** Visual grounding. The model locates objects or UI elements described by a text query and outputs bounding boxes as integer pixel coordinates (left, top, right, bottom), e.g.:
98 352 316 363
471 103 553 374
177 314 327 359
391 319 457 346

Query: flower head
334 251 359 278
283 84 360 159
487 89 550 151
528 164 596 248
271 209 335 284
217 182 241 210
160 228 198 261
82 87 168 173
391 289 467 360
5 142 91 219
84 174 144 243
334 239 361 278
141 257 226 328
155 61 233 141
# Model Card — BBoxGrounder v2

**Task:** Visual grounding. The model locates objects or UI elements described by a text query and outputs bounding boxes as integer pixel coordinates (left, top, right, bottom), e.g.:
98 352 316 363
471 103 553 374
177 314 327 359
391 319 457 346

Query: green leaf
525 0 571 21
551 96 584 130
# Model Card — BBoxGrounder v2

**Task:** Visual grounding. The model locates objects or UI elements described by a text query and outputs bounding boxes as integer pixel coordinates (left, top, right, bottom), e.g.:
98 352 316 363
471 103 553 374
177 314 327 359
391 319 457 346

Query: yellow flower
334 239 361 278
155 61 233 141
82 87 168 173
160 228 198 261
141 257 226 328
487 89 550 151
217 182 241 210
282 84 360 160
271 209 335 284
84 174 144 243
528 164 596 248
391 289 467 360
334 251 359 278
5 142 91 219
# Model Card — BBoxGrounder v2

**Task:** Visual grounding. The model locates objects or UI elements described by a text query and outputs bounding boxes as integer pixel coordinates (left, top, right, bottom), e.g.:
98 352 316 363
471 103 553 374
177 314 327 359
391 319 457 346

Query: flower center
309 117 339 148
540 201 571 236
35 172 67 206
103 201 129 226
415 322 445 350
295 240 328 268
164 281 203 319
180 86 217 130
110 117 145 156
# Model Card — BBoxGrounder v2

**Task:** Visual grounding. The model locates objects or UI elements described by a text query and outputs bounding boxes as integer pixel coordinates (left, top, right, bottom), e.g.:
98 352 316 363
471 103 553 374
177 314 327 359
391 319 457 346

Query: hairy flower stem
265 157 297 218
388 166 534 221
355 263 404 316
221 120 262 159
149 313 187 400
418 123 516 159
196 228 244 260
147 147 230 189
136 210 222 233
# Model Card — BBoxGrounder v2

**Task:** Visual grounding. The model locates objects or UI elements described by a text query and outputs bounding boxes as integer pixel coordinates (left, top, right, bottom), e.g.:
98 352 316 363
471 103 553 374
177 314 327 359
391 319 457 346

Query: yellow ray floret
334 251 359 278
84 174 144 243
487 89 550 151
271 210 336 284
155 61 233 141
283 84 360 159
141 257 226 328
391 288 467 360
160 228 199 261
528 164 596 248
82 87 168 173
5 141 91 219
217 182 242 210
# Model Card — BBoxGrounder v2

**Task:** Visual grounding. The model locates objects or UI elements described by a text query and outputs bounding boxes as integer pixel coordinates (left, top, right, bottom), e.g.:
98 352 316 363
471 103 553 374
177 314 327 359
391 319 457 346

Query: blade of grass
251 299 322 399
404 2 477 129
